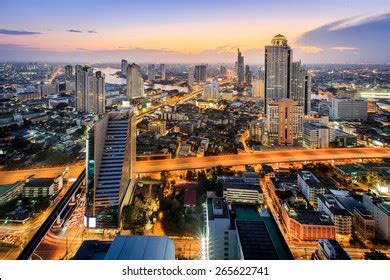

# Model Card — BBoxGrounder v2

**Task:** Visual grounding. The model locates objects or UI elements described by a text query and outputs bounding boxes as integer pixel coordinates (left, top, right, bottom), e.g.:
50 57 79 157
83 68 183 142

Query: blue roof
104 236 175 260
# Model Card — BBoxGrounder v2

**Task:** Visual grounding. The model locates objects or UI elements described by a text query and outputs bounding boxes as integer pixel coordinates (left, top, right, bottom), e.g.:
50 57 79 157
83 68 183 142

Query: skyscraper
65 65 73 81
245 65 252 85
188 67 195 85
121 59 128 76
264 34 292 110
251 79 265 99
291 61 311 115
194 65 207 83
75 66 105 114
147 64 156 81
126 63 144 99
267 99 303 146
160 64 166 80
86 109 136 228
237 49 245 88
202 82 219 101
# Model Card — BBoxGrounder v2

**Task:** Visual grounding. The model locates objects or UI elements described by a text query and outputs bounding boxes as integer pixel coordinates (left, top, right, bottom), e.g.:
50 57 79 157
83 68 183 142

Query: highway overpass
134 147 390 173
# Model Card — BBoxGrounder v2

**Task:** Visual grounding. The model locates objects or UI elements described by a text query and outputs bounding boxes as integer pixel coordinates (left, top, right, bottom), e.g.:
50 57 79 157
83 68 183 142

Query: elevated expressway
135 147 390 173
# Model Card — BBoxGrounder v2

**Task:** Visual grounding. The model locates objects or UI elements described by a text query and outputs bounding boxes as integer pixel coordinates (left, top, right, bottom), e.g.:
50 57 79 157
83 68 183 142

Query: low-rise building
317 194 352 240
23 178 56 197
353 205 376 241
281 202 336 241
298 171 326 207
0 181 24 205
362 193 390 241
303 122 330 149
313 239 351 260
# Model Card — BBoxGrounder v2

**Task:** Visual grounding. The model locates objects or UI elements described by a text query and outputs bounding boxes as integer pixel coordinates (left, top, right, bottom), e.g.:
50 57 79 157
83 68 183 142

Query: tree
121 205 138 230
11 137 30 150
364 249 389 260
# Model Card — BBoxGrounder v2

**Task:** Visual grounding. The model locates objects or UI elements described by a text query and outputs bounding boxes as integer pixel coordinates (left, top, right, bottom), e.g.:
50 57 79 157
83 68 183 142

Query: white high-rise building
160 64 166 80
267 98 303 146
202 82 219 101
251 79 265 99
126 63 144 99
147 64 156 81
264 34 292 110
330 98 368 121
75 66 105 114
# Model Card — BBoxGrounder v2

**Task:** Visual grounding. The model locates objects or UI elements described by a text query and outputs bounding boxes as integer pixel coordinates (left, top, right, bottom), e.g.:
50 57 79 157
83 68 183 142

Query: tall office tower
86 109 136 228
126 63 144 99
65 65 73 80
291 61 311 114
267 98 303 146
237 49 245 88
194 64 207 83
245 65 252 85
160 64 166 80
251 79 265 99
188 67 195 85
264 34 292 111
121 59 128 76
147 64 156 81
75 66 105 114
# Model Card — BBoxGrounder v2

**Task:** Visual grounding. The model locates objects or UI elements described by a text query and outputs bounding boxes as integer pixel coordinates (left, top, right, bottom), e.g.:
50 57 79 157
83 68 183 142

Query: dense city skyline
1 0 390 63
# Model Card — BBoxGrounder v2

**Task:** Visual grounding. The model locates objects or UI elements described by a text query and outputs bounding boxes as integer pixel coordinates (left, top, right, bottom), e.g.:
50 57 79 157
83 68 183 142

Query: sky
1 0 390 64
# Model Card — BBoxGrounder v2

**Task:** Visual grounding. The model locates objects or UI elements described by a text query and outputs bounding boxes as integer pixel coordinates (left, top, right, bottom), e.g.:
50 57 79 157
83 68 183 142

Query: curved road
134 147 390 173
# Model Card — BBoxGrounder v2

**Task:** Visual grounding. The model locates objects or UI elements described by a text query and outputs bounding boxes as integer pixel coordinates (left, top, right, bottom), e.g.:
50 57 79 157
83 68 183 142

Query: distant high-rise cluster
75 65 105 114
126 63 144 99
194 64 207 83
264 34 311 146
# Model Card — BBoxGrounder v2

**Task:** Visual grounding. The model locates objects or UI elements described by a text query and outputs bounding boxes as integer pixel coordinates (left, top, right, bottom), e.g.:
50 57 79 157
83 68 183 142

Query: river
95 67 188 92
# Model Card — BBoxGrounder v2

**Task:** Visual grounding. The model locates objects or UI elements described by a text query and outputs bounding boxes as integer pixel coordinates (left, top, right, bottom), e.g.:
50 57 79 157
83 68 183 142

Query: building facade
126 63 144 99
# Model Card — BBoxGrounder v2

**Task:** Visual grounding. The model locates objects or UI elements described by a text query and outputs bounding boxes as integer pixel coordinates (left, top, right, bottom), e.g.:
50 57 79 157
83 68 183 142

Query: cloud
329 46 357 51
293 45 323 53
67 29 83 33
296 13 390 63
0 29 43 35
87 30 97 33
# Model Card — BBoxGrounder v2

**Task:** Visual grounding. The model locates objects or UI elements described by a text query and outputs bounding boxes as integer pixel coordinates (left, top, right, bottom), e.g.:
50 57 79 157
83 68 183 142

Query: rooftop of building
354 205 374 219
317 194 352 216
24 178 54 188
0 182 21 196
104 235 175 260
222 181 262 192
232 205 293 260
298 171 325 189
72 240 112 260
236 220 279 260
318 239 351 260
285 203 334 226
207 197 229 220
303 122 329 129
